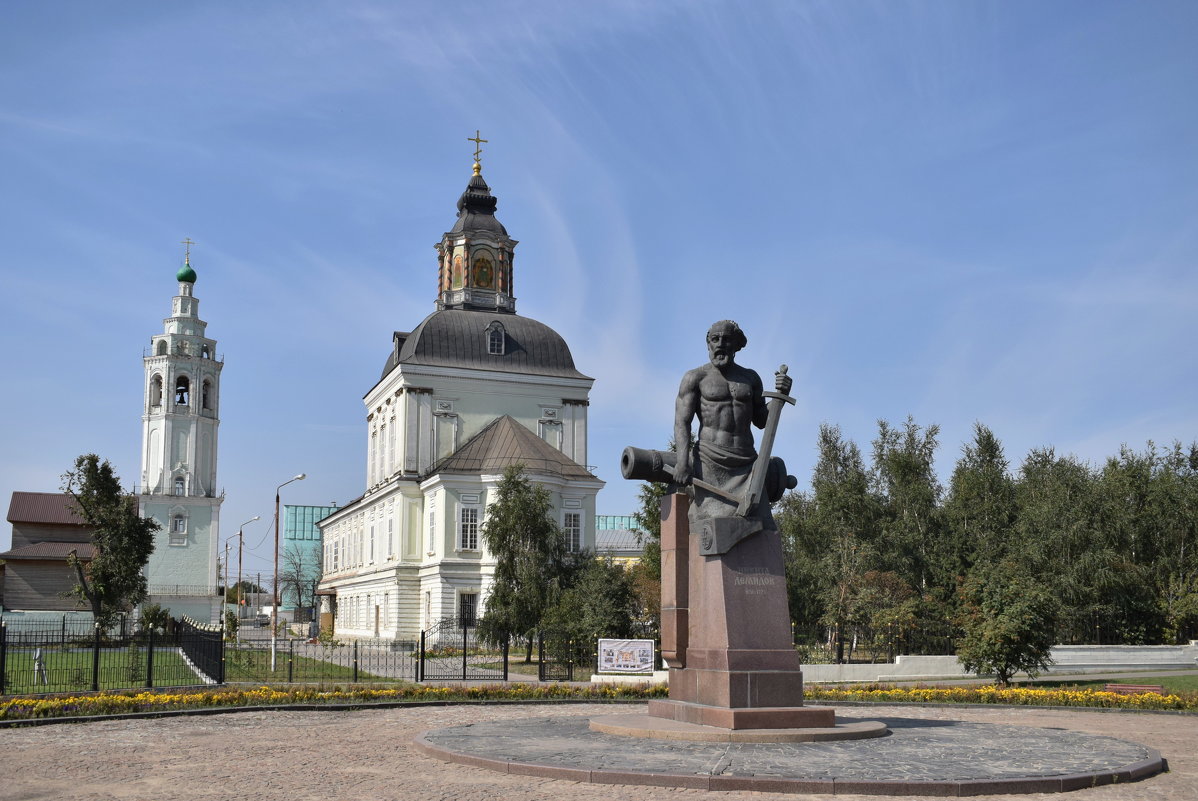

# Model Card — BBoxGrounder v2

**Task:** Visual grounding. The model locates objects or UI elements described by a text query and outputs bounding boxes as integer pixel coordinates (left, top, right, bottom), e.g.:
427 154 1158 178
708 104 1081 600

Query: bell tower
139 240 224 622
434 131 519 314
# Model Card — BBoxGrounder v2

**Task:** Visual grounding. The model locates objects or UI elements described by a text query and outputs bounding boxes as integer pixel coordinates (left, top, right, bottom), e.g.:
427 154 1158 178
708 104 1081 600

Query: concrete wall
799 643 1198 684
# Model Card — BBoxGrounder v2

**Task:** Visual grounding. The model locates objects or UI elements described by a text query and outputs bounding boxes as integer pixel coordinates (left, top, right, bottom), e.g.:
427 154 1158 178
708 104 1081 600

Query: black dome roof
381 309 588 380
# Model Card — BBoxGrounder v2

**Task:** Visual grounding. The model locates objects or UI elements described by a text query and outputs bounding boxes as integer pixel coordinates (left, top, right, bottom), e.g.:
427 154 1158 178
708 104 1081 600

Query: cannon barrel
620 446 677 484
621 446 798 503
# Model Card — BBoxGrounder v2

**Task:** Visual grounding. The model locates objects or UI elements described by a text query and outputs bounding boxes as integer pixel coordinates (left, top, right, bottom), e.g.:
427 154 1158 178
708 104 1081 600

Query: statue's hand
672 458 692 486
775 370 793 396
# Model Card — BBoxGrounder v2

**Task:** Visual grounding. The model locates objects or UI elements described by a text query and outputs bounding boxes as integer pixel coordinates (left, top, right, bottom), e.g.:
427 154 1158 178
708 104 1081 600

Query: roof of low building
6 492 89 527
0 541 96 560
380 309 588 380
426 415 596 481
595 528 644 554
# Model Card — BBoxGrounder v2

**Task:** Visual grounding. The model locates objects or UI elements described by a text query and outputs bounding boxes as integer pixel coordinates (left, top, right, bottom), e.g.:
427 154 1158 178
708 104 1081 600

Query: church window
170 513 188 546
174 476 185 496
563 512 582 553
202 379 213 411
156 340 168 356
485 321 505 355
175 376 190 406
201 345 210 359
539 419 563 450
149 375 163 408
458 506 479 550
459 592 478 626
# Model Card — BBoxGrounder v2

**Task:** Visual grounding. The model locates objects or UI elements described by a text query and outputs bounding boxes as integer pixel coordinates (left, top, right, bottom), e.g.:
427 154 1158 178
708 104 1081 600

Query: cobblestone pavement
0 703 1193 801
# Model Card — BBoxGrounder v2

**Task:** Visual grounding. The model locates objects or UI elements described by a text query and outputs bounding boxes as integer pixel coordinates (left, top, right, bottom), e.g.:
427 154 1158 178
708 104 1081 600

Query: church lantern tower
434 134 518 314
139 241 224 622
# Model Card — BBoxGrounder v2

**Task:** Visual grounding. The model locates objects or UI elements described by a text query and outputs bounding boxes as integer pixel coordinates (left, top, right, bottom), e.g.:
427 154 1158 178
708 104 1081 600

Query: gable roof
7 492 88 527
425 415 596 481
0 541 96 561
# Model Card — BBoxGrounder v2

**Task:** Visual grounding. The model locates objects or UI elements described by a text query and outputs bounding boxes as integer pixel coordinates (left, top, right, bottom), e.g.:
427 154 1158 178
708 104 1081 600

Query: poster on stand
597 638 655 673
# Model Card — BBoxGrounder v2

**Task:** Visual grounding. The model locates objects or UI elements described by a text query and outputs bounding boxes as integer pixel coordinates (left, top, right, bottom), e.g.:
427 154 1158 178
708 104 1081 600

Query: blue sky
2 1 1196 577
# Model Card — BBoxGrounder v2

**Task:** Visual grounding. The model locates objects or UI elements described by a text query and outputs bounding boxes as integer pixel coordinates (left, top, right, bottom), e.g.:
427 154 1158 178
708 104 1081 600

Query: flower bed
3 681 1195 723
0 682 668 722
804 683 1198 711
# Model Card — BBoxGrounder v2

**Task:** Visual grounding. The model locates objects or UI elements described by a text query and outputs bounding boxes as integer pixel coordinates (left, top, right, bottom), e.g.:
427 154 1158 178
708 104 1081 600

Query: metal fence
223 636 419 684
418 618 508 682
0 619 218 695
178 618 224 684
792 621 961 664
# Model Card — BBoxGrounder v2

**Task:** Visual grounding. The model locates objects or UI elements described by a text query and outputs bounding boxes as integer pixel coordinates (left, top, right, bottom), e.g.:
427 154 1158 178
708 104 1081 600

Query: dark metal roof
0 541 95 560
381 309 589 380
450 171 508 236
6 492 88 526
425 415 596 481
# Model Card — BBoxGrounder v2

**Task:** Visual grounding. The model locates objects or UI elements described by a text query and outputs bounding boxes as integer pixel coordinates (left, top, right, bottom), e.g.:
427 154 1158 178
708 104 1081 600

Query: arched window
202 379 213 411
156 340 168 356
175 376 190 405
201 345 210 359
485 321 505 355
149 375 163 407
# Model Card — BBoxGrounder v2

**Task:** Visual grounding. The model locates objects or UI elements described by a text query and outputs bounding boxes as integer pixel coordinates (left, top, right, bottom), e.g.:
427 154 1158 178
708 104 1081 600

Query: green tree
627 479 669 627
941 423 1016 616
778 424 882 662
872 417 943 594
61 454 159 630
956 559 1058 686
1016 447 1115 644
477 464 568 660
542 557 636 666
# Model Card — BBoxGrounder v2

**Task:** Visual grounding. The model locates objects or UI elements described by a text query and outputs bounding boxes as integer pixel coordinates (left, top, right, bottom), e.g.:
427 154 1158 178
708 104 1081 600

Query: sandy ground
0 702 1194 801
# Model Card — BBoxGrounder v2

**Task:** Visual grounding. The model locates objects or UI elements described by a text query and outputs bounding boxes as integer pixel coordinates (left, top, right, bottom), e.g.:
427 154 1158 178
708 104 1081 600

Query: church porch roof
424 415 596 481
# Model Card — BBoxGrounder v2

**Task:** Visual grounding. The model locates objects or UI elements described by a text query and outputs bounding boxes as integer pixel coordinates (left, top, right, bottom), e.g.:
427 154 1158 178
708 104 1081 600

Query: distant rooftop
7 492 88 527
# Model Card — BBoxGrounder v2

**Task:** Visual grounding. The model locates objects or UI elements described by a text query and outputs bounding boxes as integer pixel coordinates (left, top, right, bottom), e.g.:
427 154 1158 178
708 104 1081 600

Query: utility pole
272 474 306 672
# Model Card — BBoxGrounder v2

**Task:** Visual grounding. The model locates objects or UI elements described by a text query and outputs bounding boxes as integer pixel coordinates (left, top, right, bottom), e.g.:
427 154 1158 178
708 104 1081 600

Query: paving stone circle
416 713 1166 795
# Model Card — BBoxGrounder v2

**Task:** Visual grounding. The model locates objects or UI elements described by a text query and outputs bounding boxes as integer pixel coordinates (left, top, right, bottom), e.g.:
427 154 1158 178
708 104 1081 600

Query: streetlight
235 516 260 642
272 474 306 671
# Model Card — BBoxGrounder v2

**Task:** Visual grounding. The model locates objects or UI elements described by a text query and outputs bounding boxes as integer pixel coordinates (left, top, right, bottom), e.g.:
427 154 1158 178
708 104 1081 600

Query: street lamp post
235 516 260 643
272 474 306 671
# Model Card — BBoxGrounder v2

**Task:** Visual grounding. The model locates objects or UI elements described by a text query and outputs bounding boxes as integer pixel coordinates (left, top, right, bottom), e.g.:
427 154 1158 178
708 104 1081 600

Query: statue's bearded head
706 320 747 368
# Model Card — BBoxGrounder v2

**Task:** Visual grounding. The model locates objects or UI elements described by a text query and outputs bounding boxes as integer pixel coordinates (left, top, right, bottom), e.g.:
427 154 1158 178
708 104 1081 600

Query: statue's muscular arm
750 369 767 430
672 367 703 485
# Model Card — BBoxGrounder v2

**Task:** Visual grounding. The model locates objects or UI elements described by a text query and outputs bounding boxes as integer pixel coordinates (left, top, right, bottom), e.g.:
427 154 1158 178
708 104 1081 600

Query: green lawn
223 647 400 683
1024 673 1198 695
3 647 196 695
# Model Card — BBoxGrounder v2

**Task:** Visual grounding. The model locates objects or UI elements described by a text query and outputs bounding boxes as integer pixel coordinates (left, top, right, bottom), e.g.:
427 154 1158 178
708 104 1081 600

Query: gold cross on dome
468 129 488 165
181 237 195 262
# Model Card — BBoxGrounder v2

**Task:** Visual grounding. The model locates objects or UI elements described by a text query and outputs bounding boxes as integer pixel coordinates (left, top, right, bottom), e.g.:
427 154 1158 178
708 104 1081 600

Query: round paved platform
416 712 1166 796
589 711 889 742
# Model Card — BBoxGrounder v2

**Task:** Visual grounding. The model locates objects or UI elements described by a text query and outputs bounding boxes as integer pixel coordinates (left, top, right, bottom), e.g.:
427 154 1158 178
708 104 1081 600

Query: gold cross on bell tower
181 237 195 264
468 129 488 175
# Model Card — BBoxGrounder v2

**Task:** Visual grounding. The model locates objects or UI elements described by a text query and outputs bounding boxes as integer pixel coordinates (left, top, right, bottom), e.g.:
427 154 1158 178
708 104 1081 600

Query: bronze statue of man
672 320 792 535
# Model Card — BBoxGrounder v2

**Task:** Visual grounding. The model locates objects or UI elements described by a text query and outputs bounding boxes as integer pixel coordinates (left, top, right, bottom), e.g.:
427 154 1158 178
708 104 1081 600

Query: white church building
137 250 224 621
317 158 603 640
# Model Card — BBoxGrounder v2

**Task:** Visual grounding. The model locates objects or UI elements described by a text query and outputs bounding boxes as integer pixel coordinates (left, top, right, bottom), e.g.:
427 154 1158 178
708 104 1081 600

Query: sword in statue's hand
736 365 795 517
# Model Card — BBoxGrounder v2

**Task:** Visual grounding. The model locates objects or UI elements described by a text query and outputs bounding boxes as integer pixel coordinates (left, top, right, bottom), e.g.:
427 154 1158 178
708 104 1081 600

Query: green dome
176 262 197 283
